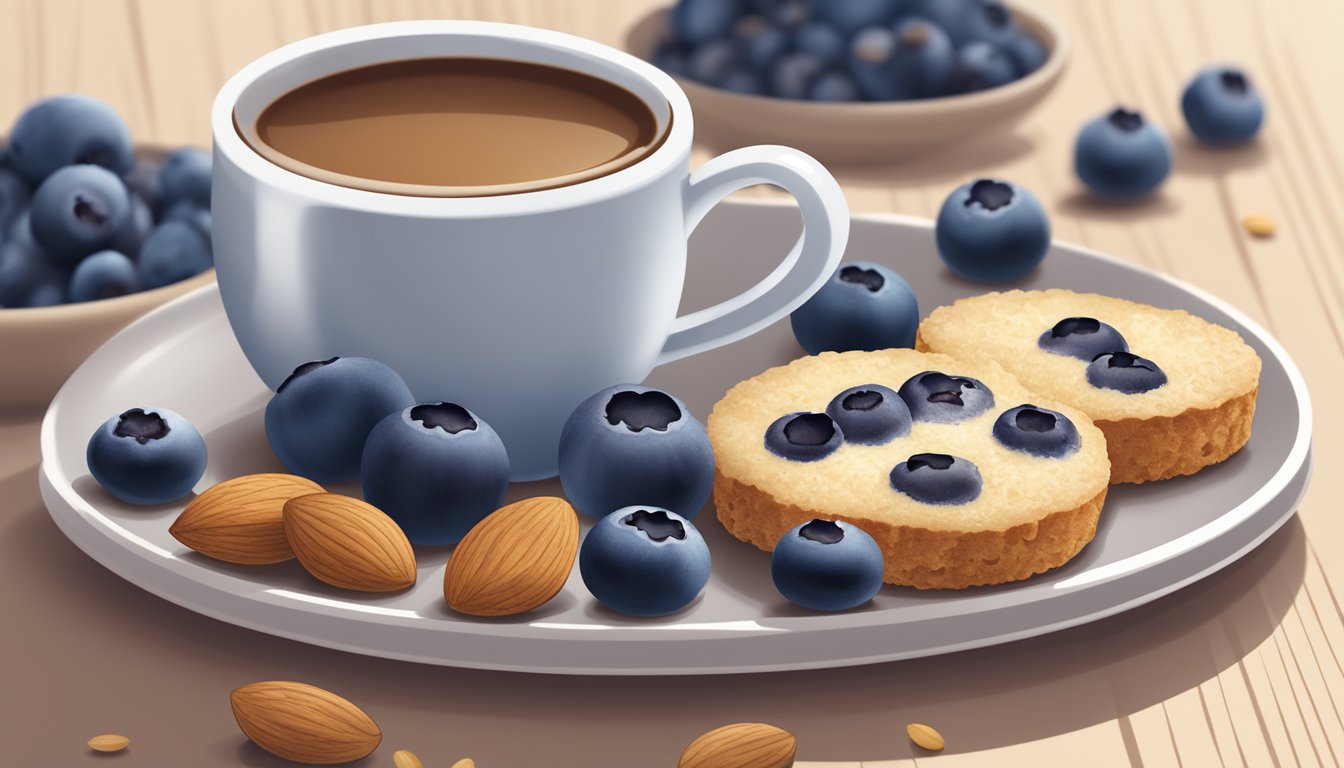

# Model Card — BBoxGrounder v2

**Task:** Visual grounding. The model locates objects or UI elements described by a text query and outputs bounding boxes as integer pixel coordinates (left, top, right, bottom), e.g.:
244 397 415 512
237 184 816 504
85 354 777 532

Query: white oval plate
39 201 1312 675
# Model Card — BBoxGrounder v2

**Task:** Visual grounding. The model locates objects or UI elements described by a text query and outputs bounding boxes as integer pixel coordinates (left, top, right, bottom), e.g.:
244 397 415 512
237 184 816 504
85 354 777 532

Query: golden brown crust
1097 386 1257 484
714 471 1107 590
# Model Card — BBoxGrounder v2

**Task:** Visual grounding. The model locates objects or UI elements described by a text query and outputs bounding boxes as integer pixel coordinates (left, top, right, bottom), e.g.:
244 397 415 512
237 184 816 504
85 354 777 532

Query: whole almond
907 722 945 751
679 722 796 768
443 496 579 617
230 681 381 764
170 474 323 564
283 493 416 592
87 733 130 753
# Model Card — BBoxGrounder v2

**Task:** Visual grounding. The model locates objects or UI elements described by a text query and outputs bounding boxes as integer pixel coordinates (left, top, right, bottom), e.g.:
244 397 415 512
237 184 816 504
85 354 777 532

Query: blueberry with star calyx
579 506 712 617
86 406 207 505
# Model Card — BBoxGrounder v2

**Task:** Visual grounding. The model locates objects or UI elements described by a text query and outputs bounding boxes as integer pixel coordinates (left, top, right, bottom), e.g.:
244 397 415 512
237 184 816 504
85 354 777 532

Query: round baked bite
707 349 1110 590
916 289 1260 484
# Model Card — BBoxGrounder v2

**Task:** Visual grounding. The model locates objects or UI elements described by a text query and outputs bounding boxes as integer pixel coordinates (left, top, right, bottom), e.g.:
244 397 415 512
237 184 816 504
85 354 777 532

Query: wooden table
1 1 1339 765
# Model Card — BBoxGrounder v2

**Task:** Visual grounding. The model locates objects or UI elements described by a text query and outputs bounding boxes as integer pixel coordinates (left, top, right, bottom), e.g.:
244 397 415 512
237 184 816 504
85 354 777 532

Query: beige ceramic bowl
625 1 1069 164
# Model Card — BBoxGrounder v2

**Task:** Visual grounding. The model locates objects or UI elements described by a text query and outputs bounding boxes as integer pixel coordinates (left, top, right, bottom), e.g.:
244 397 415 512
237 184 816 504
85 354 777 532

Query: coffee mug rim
211 20 694 216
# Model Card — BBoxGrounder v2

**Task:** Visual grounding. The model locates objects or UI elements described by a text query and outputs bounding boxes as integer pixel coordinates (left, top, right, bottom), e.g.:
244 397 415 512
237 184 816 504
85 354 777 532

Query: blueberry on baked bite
992 404 1081 458
1181 66 1265 145
29 164 131 266
935 179 1050 283
1037 316 1129 361
7 94 135 185
897 371 995 423
765 412 844 461
790 261 920 354
86 407 207 505
1086 351 1168 394
889 452 983 504
1074 107 1172 200
772 519 884 611
579 506 712 617
825 384 911 445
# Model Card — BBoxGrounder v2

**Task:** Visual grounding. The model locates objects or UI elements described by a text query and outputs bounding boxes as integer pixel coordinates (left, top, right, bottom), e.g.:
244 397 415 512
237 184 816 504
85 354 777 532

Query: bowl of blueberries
628 0 1068 163
0 94 215 413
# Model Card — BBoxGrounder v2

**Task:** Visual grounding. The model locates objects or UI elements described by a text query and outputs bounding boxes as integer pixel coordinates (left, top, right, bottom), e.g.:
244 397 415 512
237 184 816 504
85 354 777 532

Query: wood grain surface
0 1 1339 766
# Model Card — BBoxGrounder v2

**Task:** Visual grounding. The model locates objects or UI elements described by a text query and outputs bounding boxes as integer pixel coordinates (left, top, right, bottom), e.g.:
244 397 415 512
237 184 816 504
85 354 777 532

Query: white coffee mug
212 21 849 481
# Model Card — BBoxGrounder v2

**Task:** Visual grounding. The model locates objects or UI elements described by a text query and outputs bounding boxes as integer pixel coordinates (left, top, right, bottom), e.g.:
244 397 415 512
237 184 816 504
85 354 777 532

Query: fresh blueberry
935 178 1050 283
949 41 1018 93
764 411 843 462
736 16 791 70
770 51 826 99
825 384 911 445
361 402 510 545
719 67 767 95
86 407 207 505
671 0 745 46
1075 107 1173 200
137 221 212 289
897 371 995 423
157 148 211 210
579 506 712 617
809 70 862 101
1037 316 1129 361
964 0 1018 48
905 0 980 45
122 158 162 212
1086 351 1168 394
29 164 131 267
849 27 906 100
772 519 884 611
1004 31 1047 74
749 0 810 28
0 237 67 308
790 260 921 354
992 404 1081 458
0 168 31 232
888 19 956 98
793 21 848 63
264 356 415 483
558 385 715 520
6 94 134 185
653 41 691 78
687 38 744 86
69 250 141 303
161 200 212 238
889 452 982 504
806 0 903 33
1181 66 1265 145
109 193 154 257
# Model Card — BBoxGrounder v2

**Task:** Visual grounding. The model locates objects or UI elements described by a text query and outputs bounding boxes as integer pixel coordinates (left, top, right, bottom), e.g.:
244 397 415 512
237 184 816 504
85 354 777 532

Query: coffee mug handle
656 145 849 366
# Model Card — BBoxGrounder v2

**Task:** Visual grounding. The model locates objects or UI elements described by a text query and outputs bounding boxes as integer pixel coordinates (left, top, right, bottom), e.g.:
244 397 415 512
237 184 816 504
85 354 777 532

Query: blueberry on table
0 168 31 232
765 411 844 462
897 371 995 423
1086 351 1168 394
137 221 213 289
792 21 848 64
0 237 68 308
1181 66 1265 145
86 407 207 505
264 356 415 483
790 260 921 354
361 402 510 546
992 404 1081 458
29 164 131 267
579 506 712 617
6 94 134 185
809 70 862 101
558 385 715 520
671 0 745 46
806 0 903 34
1074 107 1172 200
935 178 1051 283
889 452 982 505
772 519 885 611
156 147 211 210
69 250 141 303
770 51 827 99
948 41 1018 93
824 384 911 445
1037 316 1129 361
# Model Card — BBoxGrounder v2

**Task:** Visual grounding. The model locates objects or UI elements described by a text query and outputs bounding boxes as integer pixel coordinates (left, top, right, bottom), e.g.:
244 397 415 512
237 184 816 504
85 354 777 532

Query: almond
906 722 945 751
678 722 796 768
443 496 578 616
170 473 323 564
393 749 424 768
87 733 130 753
230 680 381 764
282 493 416 592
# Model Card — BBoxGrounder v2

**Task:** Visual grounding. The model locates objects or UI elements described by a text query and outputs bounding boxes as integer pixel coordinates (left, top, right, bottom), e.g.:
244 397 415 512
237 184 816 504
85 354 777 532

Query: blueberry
736 16 791 70
935 178 1050 283
770 51 826 99
793 21 848 63
716 67 764 95
1086 351 1168 394
889 452 982 504
161 200 212 238
905 0 980 45
806 0 903 33
992 404 1081 458
790 260 920 354
687 38 744 86
361 402 510 545
137 221 213 289
0 237 68 308
764 411 843 462
109 194 154 257
749 0 810 28
157 148 211 210
964 0 1017 48
1181 66 1265 145
809 70 862 101
1075 107 1172 200
29 164 131 267
579 506 712 617
1004 32 1047 74
653 41 691 78
7 94 134 185
671 0 745 46
849 27 906 100
558 385 715 520
897 371 995 423
0 168 31 232
122 158 162 212
86 407 207 505
949 41 1018 93
264 356 415 483
887 19 956 98
772 519 884 610
824 384 911 445
1037 316 1129 361
69 250 141 303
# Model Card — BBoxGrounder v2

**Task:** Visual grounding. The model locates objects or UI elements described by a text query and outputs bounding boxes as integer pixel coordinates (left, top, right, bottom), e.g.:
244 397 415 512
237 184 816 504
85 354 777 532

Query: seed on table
451 759 476 768
1242 214 1278 237
907 722 944 751
87 733 130 753
394 749 425 768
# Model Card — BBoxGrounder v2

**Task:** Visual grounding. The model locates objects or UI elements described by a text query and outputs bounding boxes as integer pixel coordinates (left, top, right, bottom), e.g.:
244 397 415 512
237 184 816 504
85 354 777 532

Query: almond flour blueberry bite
934 179 1050 283
771 519 884 611
1074 107 1172 200
790 261 920 354
87 407 207 505
1181 66 1265 145
579 506 712 617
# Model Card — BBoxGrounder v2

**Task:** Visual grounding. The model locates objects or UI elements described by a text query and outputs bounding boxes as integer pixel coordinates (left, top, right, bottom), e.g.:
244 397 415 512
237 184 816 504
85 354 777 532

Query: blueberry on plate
765 411 844 461
671 0 745 46
156 147 211 210
0 237 68 308
86 406 207 505
889 452 982 505
558 384 715 520
69 250 141 303
579 506 712 617
772 519 884 611
809 70 862 101
770 51 827 99
790 260 920 354
935 178 1050 283
1086 351 1168 394
897 370 995 423
825 384 911 445
361 402 509 545
992 404 1081 458
1075 107 1172 200
806 0 902 34
792 20 848 63
264 356 415 483
29 164 131 267
0 168 31 232
137 220 213 289
1037 316 1129 361
1181 66 1265 145
109 193 154 257
6 94 135 185
948 41 1018 93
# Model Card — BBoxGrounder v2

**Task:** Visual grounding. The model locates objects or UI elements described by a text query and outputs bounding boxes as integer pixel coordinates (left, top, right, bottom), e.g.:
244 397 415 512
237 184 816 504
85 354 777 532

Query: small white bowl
625 1 1069 164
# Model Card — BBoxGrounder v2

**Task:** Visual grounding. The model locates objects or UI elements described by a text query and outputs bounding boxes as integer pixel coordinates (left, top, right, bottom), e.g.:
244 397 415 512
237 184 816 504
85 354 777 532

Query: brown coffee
247 58 665 195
